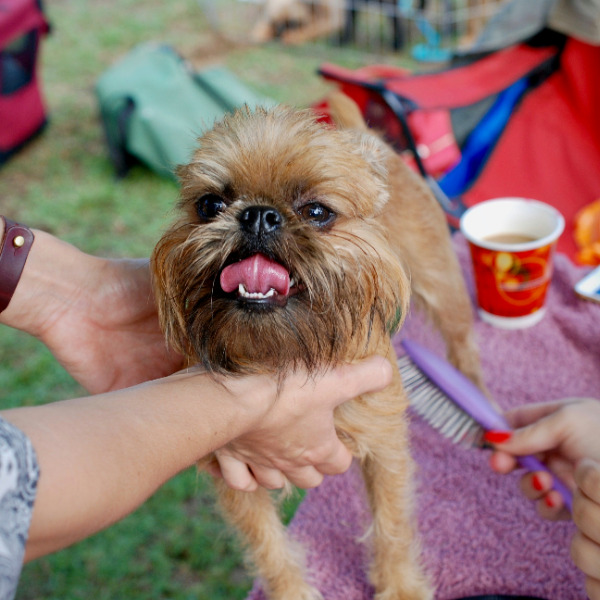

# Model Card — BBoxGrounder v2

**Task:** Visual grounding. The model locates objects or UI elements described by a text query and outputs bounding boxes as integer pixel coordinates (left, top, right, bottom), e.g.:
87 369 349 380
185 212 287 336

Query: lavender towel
247 234 600 600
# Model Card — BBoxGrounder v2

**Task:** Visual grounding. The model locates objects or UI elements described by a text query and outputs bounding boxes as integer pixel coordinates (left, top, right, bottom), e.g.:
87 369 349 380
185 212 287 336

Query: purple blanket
247 234 600 599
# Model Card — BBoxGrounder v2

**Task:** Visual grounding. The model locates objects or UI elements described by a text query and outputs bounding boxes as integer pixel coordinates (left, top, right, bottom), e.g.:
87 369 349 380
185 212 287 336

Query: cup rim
460 198 565 252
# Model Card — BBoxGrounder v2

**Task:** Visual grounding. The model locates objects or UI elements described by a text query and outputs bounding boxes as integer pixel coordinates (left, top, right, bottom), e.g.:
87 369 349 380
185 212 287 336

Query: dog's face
151 105 410 375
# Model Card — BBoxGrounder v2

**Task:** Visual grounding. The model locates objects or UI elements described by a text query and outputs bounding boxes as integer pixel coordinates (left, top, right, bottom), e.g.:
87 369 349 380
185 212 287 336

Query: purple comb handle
401 339 573 513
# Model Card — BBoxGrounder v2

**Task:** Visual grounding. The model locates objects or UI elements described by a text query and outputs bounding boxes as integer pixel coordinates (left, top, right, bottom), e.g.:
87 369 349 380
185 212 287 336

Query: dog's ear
175 163 189 181
346 129 391 215
327 92 391 214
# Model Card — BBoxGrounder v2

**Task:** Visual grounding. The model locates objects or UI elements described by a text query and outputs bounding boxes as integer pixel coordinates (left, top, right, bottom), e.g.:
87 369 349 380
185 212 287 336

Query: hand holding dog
0 226 183 393
2 358 392 561
210 356 393 491
486 398 600 599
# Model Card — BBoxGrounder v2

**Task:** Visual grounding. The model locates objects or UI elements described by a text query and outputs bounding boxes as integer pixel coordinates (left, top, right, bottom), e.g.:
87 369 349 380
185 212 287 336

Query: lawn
0 1 414 598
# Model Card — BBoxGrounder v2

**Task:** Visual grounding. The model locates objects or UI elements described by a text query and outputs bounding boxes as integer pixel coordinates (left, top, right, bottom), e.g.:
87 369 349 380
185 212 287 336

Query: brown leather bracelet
0 217 35 313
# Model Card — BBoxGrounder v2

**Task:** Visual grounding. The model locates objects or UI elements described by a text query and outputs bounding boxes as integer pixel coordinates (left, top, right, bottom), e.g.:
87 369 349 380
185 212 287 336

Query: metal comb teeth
397 355 484 447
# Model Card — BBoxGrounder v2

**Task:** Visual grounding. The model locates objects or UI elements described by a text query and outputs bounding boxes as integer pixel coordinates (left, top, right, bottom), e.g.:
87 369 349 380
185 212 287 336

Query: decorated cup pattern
469 242 556 318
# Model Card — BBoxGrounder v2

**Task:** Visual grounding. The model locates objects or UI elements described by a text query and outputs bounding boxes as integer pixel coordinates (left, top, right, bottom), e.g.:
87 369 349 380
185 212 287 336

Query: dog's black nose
240 206 282 236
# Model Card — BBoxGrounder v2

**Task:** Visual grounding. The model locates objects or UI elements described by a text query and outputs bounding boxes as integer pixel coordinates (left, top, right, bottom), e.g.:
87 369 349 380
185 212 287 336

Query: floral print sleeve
0 417 39 600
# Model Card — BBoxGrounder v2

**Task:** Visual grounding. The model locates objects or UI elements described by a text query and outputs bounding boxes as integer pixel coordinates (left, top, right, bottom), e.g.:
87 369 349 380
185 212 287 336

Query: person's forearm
1 371 263 561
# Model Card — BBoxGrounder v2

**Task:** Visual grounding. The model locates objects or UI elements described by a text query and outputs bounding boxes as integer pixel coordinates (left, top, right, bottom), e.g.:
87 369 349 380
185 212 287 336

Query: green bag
96 43 275 180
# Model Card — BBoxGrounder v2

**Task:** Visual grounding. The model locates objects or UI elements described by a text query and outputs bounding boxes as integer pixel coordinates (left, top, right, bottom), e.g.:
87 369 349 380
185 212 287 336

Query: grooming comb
398 338 573 512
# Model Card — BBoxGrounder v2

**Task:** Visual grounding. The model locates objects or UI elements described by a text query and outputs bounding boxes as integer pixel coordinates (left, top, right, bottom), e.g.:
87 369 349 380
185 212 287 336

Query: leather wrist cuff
0 216 35 314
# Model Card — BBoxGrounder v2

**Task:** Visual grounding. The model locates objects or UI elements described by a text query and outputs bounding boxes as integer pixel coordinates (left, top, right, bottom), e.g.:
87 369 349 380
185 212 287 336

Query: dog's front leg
357 390 434 600
213 478 323 600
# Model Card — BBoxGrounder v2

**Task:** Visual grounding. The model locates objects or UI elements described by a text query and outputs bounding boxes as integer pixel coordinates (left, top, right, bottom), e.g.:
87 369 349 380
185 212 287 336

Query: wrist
0 217 35 315
217 373 278 435
0 228 102 338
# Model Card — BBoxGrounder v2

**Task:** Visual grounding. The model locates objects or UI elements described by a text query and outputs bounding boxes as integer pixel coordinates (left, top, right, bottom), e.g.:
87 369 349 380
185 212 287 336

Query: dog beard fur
151 93 485 600
152 104 410 375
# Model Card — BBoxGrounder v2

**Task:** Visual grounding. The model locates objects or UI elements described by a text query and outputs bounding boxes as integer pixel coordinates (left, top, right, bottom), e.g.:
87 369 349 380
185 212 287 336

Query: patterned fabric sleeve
0 417 39 600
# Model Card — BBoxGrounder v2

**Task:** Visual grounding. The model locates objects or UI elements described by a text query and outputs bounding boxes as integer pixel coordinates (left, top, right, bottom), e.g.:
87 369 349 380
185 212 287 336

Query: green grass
1 1 411 597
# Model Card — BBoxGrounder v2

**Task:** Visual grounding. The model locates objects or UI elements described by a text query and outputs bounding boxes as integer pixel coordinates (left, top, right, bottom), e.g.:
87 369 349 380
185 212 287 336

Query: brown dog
251 0 345 45
151 93 484 599
250 0 404 48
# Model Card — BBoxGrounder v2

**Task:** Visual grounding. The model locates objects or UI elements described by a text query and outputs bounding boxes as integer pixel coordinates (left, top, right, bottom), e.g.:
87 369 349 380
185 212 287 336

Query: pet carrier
0 0 50 166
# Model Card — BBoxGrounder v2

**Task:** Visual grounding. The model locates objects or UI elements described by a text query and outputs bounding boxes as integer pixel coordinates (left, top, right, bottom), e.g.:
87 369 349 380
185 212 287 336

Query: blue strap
439 77 530 197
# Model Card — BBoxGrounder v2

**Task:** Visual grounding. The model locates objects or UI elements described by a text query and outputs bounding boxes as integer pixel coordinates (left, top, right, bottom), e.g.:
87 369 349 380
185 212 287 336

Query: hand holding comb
398 338 573 512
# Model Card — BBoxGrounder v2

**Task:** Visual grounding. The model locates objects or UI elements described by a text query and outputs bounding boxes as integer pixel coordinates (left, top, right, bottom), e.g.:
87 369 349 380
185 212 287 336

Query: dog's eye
298 202 335 227
196 194 226 220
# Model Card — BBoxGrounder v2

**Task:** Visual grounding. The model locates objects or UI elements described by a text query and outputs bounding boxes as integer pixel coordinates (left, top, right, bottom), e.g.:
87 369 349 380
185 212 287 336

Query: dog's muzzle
219 205 299 307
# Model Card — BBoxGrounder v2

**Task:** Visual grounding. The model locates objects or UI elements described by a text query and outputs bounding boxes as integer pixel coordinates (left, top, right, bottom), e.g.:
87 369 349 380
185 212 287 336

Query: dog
250 0 404 49
151 92 485 599
251 0 345 45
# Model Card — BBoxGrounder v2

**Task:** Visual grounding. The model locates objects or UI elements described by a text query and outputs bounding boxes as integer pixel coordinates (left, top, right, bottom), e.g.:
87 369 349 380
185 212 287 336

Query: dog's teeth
237 283 277 299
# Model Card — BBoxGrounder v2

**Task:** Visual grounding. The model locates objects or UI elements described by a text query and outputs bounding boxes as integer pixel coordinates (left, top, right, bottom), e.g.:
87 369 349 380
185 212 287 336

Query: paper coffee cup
460 198 565 329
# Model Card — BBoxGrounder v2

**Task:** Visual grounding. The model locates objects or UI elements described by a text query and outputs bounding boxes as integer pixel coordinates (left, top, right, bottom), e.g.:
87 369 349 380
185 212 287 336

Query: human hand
485 399 600 598
42 257 183 393
572 458 600 600
485 398 600 520
209 355 394 492
2 229 182 393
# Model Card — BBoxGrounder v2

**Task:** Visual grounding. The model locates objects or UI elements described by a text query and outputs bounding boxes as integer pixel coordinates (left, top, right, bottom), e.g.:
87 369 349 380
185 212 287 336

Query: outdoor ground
0 1 417 598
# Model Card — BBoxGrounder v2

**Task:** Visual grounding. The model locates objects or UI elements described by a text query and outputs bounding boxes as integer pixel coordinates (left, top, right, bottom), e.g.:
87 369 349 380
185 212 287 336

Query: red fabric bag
0 0 50 166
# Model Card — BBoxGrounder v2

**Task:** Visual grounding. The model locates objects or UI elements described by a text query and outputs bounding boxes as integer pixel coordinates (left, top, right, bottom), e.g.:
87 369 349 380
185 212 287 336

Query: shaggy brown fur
151 92 484 600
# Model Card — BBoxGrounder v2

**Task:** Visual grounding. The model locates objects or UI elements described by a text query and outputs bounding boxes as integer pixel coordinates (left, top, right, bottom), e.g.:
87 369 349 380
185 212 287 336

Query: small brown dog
151 93 484 600
251 0 345 45
250 0 403 48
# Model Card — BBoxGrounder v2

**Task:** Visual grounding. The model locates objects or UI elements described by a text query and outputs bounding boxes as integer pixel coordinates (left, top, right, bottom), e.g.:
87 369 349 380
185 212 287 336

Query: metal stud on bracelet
0 216 35 313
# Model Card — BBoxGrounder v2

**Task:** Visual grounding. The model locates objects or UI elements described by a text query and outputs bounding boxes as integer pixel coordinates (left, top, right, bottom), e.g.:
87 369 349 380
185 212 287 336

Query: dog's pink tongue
220 254 290 296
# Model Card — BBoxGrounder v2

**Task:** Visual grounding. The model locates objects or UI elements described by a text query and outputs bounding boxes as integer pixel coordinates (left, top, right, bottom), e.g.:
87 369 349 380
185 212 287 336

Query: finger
520 471 553 501
489 450 518 474
247 465 287 490
573 492 600 546
284 465 324 489
572 530 600 581
485 410 569 458
503 401 571 429
535 489 569 521
576 458 600 504
585 576 600 600
204 460 223 480
573 464 600 546
511 470 570 520
326 356 393 406
313 440 353 476
216 453 258 492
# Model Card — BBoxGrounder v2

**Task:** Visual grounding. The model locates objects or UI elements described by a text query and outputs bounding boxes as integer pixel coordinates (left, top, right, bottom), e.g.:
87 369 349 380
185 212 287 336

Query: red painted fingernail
483 430 512 444
545 494 556 508
532 474 544 491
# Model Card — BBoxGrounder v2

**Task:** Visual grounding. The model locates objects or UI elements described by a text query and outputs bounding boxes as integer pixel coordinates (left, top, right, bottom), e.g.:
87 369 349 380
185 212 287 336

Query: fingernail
483 430 512 444
545 494 556 508
532 474 544 491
